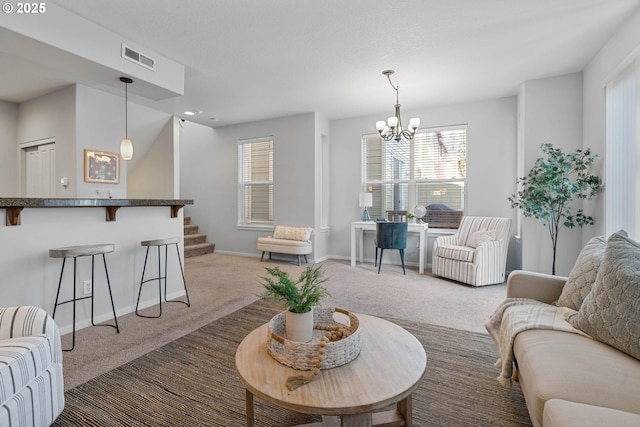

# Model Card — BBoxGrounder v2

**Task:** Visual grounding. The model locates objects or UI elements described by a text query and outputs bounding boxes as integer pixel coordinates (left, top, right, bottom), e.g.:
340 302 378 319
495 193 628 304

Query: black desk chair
374 222 408 274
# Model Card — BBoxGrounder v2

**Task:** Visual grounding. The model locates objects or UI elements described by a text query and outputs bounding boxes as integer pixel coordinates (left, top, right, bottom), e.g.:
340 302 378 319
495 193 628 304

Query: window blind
238 137 273 224
605 62 638 238
362 125 467 226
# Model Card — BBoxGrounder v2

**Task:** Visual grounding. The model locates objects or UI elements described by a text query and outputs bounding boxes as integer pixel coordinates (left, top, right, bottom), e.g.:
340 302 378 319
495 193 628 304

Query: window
362 125 467 228
605 60 639 238
238 137 273 226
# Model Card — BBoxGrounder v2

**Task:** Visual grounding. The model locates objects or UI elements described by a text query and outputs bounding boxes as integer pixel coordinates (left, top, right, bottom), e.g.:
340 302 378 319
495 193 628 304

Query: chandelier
375 69 420 141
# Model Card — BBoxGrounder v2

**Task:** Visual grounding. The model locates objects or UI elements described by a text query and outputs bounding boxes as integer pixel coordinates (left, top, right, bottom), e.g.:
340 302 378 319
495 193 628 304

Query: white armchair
432 216 512 286
0 306 65 426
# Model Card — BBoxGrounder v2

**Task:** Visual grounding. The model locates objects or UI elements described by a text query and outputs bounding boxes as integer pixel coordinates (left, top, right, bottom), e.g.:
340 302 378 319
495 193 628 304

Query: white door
25 143 56 197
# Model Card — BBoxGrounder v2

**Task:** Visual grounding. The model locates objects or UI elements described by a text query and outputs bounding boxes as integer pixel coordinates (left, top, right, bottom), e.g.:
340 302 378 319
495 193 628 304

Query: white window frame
361 124 467 227
237 136 273 230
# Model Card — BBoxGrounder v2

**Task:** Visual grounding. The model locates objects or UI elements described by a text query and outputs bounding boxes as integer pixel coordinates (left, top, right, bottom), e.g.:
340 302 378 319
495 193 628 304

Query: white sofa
257 225 313 266
0 306 65 426
496 231 640 427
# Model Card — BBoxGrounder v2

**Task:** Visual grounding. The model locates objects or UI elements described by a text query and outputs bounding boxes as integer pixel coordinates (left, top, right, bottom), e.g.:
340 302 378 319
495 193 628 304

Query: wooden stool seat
141 237 181 247
50 243 119 351
49 243 115 258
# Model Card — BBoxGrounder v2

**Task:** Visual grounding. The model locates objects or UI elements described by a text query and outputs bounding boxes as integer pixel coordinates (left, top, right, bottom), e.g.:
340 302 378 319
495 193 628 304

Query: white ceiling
2 0 639 128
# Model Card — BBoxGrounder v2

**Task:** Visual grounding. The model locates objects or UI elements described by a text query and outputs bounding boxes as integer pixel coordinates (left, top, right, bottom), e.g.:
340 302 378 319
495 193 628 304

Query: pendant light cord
120 77 133 139
125 81 128 139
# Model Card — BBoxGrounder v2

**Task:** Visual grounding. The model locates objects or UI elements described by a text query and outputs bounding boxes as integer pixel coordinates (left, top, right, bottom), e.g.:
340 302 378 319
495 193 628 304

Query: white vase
285 308 314 342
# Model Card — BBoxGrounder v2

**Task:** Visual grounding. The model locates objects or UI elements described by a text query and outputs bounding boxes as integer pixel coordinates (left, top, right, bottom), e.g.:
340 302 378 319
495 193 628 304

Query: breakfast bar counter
0 198 193 226
0 197 194 338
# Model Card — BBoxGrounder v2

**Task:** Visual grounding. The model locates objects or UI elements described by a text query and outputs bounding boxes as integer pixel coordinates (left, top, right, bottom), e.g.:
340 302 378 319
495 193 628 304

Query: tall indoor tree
509 143 603 275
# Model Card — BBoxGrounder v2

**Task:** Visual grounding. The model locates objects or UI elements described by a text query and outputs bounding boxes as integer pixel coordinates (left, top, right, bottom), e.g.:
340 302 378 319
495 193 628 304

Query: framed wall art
84 149 120 184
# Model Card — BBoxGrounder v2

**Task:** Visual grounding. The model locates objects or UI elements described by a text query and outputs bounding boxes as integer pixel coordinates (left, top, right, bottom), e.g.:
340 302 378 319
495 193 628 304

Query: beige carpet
61 253 509 390
53 299 531 427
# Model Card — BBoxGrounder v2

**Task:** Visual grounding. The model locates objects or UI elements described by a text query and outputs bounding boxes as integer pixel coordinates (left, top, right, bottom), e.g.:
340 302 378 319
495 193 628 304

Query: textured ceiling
2 0 639 127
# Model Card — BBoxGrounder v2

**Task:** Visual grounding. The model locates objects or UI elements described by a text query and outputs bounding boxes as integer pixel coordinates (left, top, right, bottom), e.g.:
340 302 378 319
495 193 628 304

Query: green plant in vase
259 265 331 342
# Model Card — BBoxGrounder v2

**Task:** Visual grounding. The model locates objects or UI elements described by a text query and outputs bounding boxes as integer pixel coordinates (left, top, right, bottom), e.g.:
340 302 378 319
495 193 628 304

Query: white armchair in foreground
0 306 65 426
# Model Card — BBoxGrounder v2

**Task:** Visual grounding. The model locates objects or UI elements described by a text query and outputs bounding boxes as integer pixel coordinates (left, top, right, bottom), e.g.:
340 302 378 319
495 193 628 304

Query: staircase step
185 242 215 258
184 233 207 245
184 216 191 225
184 224 199 235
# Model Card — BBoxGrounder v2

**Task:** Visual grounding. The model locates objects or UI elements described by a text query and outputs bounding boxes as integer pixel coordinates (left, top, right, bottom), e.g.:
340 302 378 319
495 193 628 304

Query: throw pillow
272 226 313 242
556 235 607 311
467 230 496 248
568 231 640 361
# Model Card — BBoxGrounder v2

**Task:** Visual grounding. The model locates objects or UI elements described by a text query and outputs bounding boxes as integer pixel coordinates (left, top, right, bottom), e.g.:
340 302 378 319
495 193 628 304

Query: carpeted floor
53 299 531 427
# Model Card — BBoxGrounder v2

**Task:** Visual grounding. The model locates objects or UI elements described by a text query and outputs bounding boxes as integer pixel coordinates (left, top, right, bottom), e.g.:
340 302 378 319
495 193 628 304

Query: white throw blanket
485 298 590 387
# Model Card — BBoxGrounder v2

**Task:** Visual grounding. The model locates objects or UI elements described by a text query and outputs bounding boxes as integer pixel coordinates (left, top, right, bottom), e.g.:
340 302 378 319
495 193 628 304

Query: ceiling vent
121 43 156 71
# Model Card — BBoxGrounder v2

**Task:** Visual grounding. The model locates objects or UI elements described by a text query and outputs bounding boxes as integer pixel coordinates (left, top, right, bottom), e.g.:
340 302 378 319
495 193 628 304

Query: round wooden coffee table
235 313 427 427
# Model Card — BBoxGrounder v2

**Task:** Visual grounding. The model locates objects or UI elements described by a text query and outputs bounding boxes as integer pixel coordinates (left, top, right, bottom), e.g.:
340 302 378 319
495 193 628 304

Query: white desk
351 221 429 274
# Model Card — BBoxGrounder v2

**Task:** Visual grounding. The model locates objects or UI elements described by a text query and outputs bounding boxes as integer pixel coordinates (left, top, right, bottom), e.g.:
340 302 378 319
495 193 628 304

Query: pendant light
119 77 134 160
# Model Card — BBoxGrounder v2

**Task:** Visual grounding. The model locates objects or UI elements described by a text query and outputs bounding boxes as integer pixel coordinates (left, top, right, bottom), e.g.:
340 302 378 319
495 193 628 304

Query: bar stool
50 243 120 351
135 237 191 318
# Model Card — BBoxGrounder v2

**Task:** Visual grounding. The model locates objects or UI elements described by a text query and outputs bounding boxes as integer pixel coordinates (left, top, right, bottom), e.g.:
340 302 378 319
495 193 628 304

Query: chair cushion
467 230 496 248
257 237 312 255
556 235 607 311
0 335 55 401
544 399 640 427
272 226 313 242
434 245 475 262
568 231 640 361
514 329 640 425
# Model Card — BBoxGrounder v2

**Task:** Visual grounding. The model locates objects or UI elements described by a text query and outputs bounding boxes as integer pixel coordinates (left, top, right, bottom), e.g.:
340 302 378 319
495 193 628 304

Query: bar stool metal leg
52 246 119 351
136 240 190 318
100 254 120 333
174 242 191 307
136 246 162 318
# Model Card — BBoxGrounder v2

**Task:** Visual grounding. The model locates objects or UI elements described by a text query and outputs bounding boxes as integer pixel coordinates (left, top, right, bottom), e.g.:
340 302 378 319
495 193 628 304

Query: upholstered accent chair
432 216 511 286
375 222 408 274
0 306 65 426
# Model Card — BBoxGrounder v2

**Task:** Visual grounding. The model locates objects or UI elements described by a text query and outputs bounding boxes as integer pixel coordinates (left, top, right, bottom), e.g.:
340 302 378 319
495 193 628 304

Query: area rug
52 299 532 426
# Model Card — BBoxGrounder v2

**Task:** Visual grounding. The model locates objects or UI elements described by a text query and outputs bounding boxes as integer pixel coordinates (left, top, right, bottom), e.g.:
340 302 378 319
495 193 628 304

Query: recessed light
184 110 203 116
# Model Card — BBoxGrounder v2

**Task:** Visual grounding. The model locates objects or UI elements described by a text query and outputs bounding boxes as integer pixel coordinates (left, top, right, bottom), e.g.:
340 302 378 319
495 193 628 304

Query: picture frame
84 149 120 184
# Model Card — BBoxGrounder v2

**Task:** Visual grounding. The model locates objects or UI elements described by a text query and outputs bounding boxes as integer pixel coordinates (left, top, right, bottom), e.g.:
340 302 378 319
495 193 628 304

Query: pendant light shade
119 77 134 160
120 138 133 160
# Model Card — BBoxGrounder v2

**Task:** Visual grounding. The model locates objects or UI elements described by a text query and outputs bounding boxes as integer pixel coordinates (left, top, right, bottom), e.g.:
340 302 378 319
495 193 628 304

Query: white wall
313 113 331 261
127 117 175 198
330 97 519 269
180 113 317 259
17 85 77 197
0 100 18 196
583 8 640 241
519 73 584 276
76 84 174 199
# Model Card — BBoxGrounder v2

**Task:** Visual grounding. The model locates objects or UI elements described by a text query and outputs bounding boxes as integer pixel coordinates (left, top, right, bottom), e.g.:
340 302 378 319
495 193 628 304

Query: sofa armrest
506 270 567 303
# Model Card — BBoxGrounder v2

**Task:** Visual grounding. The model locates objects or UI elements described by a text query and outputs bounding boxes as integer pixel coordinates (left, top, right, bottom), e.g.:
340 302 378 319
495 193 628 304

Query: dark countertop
0 198 193 226
0 198 193 207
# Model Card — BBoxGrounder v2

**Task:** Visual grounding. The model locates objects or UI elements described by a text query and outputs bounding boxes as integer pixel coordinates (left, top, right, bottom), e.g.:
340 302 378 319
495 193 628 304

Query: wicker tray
267 307 362 371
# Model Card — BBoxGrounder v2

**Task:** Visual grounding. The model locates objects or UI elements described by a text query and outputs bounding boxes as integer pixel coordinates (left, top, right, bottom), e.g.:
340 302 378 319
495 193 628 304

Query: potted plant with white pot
259 265 330 342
